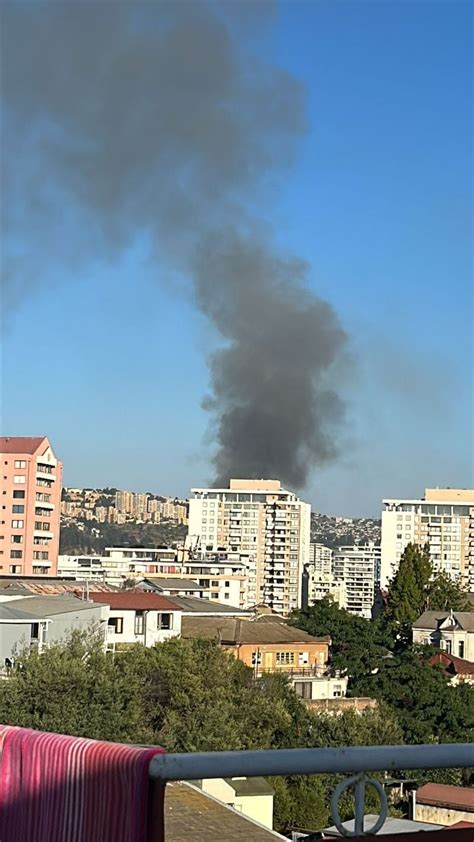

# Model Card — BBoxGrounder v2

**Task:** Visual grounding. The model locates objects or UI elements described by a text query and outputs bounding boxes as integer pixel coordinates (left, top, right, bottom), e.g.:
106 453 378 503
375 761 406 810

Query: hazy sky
2 0 473 516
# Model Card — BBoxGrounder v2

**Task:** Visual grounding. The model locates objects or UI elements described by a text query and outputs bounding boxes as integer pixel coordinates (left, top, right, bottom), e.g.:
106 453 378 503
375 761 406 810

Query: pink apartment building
0 437 63 576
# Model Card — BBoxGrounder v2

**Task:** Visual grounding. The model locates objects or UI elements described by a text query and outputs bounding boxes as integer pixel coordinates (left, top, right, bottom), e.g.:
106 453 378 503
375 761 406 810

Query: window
333 685 343 698
276 651 295 665
157 613 172 630
12 505 24 514
134 611 144 635
33 566 46 575
224 593 230 599
298 651 309 666
11 536 22 544
251 651 262 666
108 617 123 634
445 640 452 655
14 460 26 469
458 641 465 658
11 520 24 529
13 476 26 484
9 565 22 574
294 681 312 700
10 550 22 559
13 490 25 499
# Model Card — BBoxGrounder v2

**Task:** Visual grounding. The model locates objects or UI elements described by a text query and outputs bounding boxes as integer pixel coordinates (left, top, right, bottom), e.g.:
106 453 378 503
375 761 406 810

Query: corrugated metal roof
416 783 474 811
140 578 204 591
166 595 251 615
4 595 107 616
182 616 329 645
88 591 178 611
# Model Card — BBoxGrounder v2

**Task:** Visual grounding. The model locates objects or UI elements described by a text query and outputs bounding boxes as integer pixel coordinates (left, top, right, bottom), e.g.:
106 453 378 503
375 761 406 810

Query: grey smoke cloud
2 0 347 489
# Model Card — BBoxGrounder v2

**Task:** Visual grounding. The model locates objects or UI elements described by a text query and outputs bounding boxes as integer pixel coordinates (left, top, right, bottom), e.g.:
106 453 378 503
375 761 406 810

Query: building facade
88 591 181 648
381 488 474 590
188 479 311 614
0 437 63 577
332 543 381 619
308 543 333 576
412 609 474 661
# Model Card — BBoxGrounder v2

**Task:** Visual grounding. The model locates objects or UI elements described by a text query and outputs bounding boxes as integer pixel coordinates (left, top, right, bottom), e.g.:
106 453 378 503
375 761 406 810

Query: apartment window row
9 565 22 574
34 522 51 532
37 478 52 488
10 550 22 559
33 551 49 560
12 505 24 514
36 492 51 502
13 476 26 484
11 520 24 529
13 490 25 499
37 464 54 474
11 535 22 544
35 508 52 517
14 460 27 469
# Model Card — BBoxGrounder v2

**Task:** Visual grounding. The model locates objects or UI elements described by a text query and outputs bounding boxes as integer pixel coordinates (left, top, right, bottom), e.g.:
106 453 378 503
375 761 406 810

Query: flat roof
4 595 107 616
165 595 252 615
88 591 178 611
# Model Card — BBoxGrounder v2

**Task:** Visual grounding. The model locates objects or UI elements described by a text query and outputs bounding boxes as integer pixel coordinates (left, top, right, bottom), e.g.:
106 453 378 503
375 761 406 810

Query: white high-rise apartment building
308 543 333 576
381 488 474 590
332 543 381 619
187 479 311 614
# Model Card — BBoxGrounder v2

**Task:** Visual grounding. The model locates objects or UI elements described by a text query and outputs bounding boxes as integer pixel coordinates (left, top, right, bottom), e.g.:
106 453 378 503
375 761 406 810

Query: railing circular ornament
330 772 388 837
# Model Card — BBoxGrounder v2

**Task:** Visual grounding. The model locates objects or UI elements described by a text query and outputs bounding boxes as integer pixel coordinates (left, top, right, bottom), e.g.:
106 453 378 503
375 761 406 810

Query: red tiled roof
88 591 179 611
450 822 474 828
429 651 474 675
0 436 47 455
416 783 474 811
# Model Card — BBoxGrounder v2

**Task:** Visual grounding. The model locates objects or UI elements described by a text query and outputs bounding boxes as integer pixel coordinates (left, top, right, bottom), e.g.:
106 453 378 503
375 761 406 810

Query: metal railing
150 742 473 838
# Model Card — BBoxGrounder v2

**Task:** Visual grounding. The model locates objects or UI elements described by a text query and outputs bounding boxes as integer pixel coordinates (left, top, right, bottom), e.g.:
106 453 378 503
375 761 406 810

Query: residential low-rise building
412 609 474 661
180 613 349 701
197 778 275 831
88 591 181 648
0 594 108 667
412 783 474 826
428 651 474 685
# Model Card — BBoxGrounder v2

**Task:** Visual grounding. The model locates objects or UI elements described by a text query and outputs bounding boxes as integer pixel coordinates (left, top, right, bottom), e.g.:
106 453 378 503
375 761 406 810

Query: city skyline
3 1 472 516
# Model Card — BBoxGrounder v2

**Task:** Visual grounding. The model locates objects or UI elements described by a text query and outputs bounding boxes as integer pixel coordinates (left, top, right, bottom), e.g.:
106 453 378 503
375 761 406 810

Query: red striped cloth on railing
0 725 165 842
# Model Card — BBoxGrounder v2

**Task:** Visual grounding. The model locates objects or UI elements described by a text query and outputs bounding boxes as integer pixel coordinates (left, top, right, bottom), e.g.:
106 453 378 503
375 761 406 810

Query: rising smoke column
2 1 346 489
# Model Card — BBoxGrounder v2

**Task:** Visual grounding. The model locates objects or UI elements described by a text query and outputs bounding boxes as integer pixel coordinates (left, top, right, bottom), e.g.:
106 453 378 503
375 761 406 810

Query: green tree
351 647 474 744
290 598 388 681
427 571 471 611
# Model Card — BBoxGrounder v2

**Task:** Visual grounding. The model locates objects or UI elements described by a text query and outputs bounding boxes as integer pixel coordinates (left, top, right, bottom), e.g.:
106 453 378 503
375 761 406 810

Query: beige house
412 783 474 826
181 613 349 702
412 609 474 661
198 778 275 830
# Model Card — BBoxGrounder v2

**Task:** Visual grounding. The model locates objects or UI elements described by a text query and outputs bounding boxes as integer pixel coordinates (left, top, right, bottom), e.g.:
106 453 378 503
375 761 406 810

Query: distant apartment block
115 490 135 513
332 543 380 619
308 542 333 576
0 437 63 577
188 479 311 614
381 488 474 589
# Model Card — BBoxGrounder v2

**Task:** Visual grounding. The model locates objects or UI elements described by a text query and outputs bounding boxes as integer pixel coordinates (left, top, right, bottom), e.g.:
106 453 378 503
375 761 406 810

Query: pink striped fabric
0 725 165 842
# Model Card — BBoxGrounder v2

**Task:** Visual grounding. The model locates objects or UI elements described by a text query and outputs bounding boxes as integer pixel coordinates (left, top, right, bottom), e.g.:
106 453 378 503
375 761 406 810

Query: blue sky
3 0 473 516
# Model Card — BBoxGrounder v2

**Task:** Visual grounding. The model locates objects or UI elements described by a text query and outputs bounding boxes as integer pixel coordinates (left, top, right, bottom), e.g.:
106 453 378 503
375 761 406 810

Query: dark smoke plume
2 1 346 489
